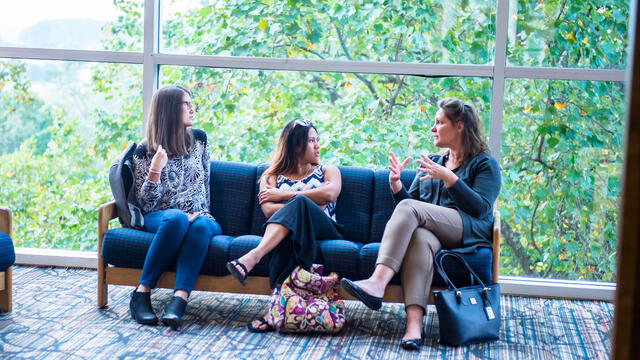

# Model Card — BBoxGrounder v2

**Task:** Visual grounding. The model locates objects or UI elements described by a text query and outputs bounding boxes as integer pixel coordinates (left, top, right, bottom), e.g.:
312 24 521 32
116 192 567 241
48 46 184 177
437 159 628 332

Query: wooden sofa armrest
0 206 12 312
97 201 117 250
0 206 11 237
492 206 501 284
97 201 117 307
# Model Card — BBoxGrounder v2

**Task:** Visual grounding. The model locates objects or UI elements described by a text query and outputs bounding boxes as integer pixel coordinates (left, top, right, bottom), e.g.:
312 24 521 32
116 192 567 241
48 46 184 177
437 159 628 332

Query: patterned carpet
0 266 613 359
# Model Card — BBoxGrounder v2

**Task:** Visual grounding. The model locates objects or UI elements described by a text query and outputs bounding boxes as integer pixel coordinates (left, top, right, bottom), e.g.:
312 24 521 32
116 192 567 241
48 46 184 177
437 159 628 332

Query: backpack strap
192 128 207 145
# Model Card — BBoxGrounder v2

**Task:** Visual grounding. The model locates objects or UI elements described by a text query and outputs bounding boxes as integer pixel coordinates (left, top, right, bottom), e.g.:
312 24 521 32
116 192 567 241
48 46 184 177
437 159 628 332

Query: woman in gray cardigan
341 98 501 350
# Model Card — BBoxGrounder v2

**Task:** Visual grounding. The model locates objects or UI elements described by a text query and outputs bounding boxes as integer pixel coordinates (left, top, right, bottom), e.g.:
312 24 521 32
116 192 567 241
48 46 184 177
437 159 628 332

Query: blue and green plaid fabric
228 235 271 276
210 161 257 236
0 232 15 272
335 166 374 244
317 239 363 279
102 228 155 269
369 169 416 243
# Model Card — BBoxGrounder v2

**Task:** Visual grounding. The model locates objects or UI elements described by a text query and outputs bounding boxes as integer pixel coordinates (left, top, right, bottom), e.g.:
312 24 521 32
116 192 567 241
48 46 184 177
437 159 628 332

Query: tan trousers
376 199 463 310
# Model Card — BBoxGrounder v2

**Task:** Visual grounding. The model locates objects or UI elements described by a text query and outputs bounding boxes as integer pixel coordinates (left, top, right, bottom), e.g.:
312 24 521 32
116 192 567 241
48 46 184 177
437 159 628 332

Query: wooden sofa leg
97 259 108 308
0 267 12 313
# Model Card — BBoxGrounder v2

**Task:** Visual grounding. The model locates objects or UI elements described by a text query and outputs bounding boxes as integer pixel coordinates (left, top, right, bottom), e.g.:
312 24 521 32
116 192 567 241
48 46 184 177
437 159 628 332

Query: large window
0 0 629 287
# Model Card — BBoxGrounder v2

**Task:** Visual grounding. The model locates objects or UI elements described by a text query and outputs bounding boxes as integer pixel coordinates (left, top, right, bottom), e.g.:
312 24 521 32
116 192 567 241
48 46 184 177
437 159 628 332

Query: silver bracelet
149 169 161 175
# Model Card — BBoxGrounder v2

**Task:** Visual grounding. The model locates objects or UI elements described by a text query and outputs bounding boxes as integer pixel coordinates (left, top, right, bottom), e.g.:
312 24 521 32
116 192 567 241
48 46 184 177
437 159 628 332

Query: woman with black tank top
226 119 343 332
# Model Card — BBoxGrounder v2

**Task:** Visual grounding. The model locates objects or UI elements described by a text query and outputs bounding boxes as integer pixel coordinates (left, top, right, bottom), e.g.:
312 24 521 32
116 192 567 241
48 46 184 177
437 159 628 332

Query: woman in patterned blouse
129 85 222 331
226 119 343 332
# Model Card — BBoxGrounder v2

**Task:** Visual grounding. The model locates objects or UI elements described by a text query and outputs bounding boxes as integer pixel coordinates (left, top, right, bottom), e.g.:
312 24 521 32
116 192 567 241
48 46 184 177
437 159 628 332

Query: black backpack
108 142 145 229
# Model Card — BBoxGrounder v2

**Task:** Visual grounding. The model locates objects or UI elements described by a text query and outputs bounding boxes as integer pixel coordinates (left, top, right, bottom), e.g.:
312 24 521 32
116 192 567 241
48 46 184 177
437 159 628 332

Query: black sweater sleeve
447 155 501 219
391 172 421 204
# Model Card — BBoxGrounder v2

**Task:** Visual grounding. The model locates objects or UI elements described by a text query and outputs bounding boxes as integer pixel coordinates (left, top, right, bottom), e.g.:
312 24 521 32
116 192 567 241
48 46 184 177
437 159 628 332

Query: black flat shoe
161 296 188 331
340 278 382 310
401 337 424 351
247 317 274 333
130 290 158 325
226 260 248 286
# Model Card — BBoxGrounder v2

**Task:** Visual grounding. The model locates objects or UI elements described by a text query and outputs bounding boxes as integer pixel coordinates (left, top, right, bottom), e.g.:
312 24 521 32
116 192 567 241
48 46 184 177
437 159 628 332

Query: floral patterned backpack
265 264 345 333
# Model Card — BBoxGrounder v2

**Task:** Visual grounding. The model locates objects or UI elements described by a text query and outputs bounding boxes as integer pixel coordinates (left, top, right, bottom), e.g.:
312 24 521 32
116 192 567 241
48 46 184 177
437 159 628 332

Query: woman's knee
410 228 441 256
189 217 222 238
162 209 189 232
288 194 312 205
392 199 422 219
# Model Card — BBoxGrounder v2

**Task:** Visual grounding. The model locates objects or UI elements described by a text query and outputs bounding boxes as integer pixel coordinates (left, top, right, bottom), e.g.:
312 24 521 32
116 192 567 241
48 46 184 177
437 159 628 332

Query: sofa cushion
210 161 257 236
228 235 271 277
370 169 417 243
102 228 154 269
335 166 374 244
359 242 493 287
103 228 235 276
317 239 362 280
229 236 363 280
0 232 15 272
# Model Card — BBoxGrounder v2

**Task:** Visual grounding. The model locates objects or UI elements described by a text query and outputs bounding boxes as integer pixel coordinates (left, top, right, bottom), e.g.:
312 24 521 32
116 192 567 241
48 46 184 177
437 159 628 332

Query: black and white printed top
276 165 337 221
133 129 214 221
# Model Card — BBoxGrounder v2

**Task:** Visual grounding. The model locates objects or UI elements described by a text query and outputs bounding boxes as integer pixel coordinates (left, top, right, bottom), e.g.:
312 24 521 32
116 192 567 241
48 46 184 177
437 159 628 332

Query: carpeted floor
0 266 613 359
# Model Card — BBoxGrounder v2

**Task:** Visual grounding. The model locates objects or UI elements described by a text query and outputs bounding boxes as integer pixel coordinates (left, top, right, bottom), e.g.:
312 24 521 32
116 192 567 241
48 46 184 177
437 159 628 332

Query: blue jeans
139 209 222 295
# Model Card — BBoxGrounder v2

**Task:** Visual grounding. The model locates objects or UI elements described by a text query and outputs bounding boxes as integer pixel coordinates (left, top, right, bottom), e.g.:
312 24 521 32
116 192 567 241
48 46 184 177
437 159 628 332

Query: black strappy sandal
226 260 248 286
247 318 274 333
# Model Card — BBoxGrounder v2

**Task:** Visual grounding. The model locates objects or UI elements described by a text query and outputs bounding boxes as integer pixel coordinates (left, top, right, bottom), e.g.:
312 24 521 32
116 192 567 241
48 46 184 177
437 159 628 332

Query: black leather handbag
432 250 501 346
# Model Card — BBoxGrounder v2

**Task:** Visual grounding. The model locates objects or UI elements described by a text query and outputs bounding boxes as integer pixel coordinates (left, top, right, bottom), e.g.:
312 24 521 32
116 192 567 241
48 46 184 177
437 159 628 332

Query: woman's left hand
417 154 459 188
258 185 287 204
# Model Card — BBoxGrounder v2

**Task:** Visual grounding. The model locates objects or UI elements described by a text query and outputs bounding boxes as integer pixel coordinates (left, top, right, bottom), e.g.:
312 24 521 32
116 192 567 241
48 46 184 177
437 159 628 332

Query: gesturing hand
258 185 285 205
150 144 168 173
417 153 458 187
388 151 411 194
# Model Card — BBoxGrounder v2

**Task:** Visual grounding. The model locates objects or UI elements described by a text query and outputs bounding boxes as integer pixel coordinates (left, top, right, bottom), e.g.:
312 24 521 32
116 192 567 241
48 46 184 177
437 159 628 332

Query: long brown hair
261 119 318 182
144 85 194 156
437 97 489 165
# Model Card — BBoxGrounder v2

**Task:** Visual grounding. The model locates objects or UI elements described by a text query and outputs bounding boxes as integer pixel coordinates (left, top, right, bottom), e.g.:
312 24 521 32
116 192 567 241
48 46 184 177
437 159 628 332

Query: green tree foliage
0 61 54 155
0 0 627 283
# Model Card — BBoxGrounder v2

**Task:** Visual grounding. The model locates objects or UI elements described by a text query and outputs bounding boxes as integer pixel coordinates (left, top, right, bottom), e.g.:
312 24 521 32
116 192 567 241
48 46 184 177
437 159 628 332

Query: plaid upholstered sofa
0 206 15 312
97 161 499 307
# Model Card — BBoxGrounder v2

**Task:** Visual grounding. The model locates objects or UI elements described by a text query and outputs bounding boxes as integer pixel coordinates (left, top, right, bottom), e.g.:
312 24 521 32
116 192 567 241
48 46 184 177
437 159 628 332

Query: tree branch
274 42 327 60
385 75 406 120
531 134 557 171
529 200 545 259
501 220 537 276
333 23 379 100
394 34 403 62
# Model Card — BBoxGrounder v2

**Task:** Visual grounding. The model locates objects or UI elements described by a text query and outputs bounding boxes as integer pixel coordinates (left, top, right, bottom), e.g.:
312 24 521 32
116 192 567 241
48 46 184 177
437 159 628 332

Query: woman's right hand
147 144 167 182
388 151 410 194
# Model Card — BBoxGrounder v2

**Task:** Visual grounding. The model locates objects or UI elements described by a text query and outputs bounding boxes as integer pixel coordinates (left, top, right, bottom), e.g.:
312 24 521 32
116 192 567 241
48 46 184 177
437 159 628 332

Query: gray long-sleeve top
132 129 214 221
393 152 501 250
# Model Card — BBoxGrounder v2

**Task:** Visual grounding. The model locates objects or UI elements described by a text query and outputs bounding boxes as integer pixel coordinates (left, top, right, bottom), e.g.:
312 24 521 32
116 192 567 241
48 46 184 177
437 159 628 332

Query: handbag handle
434 250 487 292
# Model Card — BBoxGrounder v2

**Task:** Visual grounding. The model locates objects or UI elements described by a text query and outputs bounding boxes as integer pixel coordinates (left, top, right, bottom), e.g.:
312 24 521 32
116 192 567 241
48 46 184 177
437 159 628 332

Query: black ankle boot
129 290 158 325
161 296 187 331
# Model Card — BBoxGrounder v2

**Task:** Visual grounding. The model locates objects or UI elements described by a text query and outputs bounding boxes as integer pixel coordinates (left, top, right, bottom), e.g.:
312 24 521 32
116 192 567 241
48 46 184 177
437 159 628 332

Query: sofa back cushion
335 166 374 244
370 169 417 243
210 161 257 236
